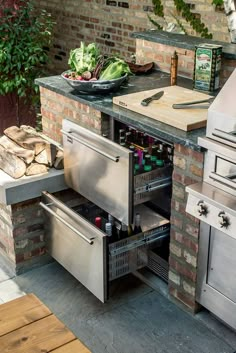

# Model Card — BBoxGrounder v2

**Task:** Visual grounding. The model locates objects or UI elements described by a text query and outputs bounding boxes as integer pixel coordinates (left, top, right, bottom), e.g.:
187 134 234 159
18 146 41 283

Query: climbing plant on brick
151 0 213 39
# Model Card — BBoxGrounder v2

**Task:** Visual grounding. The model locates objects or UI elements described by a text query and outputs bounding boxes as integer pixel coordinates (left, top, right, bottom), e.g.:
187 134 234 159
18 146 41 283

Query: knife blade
141 90 164 106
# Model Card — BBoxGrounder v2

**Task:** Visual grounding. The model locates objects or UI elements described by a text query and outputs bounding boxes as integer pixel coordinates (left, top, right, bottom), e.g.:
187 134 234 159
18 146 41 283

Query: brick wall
169 144 204 312
0 198 49 275
39 87 110 142
0 189 86 275
35 0 230 74
135 39 236 84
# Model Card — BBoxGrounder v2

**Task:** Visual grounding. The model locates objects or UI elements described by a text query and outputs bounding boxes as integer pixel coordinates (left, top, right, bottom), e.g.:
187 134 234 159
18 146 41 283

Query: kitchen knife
141 90 164 106
172 97 214 109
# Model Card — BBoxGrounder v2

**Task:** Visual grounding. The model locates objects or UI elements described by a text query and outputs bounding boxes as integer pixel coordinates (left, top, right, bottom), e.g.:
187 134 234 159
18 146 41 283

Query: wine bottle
143 154 152 172
128 224 133 237
133 152 140 175
133 213 142 235
95 217 102 230
105 222 112 243
108 214 117 242
119 222 128 239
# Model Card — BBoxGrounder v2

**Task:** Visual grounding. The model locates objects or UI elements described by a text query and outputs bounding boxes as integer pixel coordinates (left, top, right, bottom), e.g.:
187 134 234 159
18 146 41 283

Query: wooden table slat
0 314 76 353
50 339 91 353
0 293 51 337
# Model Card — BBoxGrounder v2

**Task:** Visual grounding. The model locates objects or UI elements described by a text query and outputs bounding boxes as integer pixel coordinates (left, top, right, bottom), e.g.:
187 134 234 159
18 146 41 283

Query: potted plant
0 0 54 133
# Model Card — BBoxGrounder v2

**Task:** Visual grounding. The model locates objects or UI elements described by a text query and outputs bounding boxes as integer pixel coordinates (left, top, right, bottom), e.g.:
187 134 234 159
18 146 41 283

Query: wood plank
0 294 51 336
0 135 35 164
0 315 75 353
113 86 211 131
0 144 26 178
50 339 91 353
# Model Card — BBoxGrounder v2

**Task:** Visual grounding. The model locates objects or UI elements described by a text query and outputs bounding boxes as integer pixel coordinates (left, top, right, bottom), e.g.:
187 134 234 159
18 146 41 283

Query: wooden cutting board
113 86 211 131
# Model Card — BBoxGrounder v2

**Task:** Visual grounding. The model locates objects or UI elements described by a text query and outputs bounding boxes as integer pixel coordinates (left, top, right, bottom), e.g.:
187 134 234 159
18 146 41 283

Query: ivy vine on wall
151 0 213 39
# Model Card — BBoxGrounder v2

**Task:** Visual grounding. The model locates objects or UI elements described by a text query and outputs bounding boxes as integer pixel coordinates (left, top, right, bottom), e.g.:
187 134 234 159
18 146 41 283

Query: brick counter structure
38 85 204 313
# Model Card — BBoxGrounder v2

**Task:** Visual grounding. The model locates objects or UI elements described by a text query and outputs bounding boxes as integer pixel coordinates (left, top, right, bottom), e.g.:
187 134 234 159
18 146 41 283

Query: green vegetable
99 58 132 80
68 42 100 74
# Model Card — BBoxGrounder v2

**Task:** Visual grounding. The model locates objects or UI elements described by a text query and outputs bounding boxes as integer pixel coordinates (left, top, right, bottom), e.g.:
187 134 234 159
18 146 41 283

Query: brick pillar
168 143 204 312
39 87 109 143
0 198 49 275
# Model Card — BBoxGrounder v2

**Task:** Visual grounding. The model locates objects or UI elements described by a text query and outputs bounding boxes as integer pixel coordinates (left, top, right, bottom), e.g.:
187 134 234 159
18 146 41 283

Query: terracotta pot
0 92 36 134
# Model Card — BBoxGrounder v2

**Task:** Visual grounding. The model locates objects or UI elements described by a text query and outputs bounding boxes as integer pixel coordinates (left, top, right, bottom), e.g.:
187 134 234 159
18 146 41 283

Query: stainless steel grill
186 68 236 331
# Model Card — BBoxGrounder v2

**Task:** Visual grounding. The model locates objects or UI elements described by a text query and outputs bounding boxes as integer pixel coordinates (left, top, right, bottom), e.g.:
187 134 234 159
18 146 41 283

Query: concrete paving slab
3 262 236 353
0 279 25 303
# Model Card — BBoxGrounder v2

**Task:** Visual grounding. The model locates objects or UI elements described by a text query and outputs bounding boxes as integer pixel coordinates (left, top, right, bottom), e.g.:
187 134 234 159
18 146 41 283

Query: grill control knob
218 211 230 228
196 200 208 216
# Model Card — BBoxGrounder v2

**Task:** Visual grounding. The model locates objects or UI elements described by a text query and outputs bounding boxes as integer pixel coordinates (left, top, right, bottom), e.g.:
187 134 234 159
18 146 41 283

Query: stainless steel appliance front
40 191 108 302
197 222 236 331
206 69 236 148
62 119 133 225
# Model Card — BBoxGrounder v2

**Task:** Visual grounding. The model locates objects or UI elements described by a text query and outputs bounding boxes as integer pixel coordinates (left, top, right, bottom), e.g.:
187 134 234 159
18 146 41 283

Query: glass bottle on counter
133 213 142 235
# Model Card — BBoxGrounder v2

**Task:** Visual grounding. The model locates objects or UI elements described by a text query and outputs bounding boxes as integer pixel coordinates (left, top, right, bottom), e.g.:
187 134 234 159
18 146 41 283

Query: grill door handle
212 129 236 145
39 201 94 245
62 129 120 162
209 172 236 190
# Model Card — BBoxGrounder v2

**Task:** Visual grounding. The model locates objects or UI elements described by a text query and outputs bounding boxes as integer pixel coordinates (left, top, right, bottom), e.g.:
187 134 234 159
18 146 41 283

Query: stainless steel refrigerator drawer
40 191 170 303
186 182 236 240
62 119 172 225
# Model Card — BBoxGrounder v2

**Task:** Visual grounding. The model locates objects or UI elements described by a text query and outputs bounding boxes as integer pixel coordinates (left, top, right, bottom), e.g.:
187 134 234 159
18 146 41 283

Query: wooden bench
0 293 91 353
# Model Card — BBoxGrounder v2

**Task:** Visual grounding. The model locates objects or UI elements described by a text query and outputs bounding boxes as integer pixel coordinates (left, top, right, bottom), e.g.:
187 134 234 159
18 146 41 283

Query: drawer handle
39 202 94 245
62 129 120 162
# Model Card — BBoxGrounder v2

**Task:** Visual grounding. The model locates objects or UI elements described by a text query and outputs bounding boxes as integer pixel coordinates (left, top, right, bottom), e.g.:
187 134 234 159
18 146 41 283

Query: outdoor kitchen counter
36 71 207 151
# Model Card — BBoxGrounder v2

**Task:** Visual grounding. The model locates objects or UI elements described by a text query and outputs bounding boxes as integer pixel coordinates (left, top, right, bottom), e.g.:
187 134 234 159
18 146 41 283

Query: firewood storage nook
1 31 235 313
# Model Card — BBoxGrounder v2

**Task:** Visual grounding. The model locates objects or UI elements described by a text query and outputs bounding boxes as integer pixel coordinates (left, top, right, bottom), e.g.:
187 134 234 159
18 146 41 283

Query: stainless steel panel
206 68 236 148
41 191 108 303
198 139 236 195
208 227 236 303
196 223 236 331
186 182 236 239
62 119 133 225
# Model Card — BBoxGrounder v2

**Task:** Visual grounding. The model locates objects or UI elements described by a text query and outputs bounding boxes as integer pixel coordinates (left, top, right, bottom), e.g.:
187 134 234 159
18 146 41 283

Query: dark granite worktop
36 71 207 151
132 30 236 60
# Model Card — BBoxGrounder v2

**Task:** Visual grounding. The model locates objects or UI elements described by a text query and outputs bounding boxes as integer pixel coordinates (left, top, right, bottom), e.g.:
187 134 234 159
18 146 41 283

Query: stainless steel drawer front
41 191 108 303
62 119 133 225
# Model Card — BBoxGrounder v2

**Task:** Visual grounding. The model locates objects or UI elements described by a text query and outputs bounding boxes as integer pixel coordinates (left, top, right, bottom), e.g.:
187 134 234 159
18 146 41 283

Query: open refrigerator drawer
62 119 172 225
40 191 170 303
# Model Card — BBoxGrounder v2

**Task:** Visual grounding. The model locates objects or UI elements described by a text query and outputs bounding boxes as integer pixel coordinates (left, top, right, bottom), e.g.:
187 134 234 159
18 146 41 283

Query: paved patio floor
0 259 236 353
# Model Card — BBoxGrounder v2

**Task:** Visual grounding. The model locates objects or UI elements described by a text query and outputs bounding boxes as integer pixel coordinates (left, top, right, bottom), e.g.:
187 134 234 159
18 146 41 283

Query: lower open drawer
40 191 169 302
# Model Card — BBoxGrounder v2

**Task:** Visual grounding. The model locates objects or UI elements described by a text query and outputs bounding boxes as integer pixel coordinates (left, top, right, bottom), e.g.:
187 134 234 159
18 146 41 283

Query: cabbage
68 42 100 74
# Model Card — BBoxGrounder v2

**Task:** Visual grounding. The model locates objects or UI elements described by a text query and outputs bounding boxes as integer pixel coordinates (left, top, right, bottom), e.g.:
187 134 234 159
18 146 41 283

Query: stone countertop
132 30 236 60
36 71 207 151
0 169 67 205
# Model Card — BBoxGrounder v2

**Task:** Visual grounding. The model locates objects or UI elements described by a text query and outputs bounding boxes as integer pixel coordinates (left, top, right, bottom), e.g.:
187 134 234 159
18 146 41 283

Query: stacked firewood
0 125 64 179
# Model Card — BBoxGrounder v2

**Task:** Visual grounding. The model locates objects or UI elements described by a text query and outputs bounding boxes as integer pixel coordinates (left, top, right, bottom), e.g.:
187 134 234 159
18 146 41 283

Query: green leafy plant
0 0 55 98
212 0 223 6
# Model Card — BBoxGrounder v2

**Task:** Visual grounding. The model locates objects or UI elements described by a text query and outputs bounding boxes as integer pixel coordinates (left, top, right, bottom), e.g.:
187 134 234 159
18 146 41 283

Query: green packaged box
193 43 222 92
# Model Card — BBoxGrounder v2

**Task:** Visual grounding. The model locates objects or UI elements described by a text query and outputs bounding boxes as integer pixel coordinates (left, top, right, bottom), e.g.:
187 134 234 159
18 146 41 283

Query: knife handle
141 97 153 106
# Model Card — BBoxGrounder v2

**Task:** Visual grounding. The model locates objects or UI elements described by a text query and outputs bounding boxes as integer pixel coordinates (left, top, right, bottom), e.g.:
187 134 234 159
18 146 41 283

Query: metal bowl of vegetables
61 70 129 93
61 42 132 93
